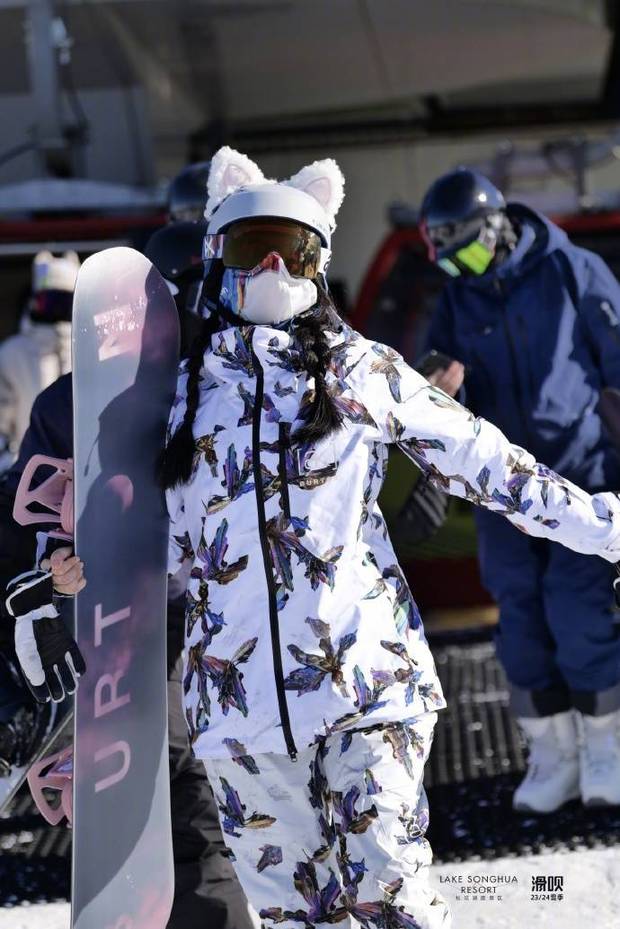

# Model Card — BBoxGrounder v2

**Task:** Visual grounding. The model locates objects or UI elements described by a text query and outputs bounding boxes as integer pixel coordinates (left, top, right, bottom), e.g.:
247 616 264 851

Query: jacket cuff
5 570 54 618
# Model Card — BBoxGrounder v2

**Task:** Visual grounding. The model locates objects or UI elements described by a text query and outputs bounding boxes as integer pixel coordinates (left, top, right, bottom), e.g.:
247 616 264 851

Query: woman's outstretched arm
348 341 620 563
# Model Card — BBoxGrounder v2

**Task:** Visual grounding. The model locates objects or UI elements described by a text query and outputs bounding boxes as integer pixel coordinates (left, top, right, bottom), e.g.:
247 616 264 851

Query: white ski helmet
203 146 345 276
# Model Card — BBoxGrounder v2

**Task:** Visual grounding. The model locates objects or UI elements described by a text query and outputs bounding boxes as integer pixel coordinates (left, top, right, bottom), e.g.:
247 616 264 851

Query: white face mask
220 253 318 325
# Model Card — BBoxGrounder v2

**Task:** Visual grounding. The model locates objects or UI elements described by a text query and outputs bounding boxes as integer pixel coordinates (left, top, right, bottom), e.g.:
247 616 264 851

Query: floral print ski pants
204 712 450 929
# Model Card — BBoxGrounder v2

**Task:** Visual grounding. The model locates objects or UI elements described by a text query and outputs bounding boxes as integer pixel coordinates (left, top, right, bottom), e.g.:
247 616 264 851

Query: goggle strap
203 234 225 261
318 247 331 273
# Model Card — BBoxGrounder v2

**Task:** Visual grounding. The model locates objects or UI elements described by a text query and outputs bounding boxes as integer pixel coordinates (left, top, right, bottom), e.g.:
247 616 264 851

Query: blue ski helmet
419 168 505 277
167 162 211 222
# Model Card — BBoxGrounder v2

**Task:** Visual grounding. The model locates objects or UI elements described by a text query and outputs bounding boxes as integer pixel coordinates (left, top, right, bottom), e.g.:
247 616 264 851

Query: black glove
5 570 85 704
415 350 455 380
397 479 449 546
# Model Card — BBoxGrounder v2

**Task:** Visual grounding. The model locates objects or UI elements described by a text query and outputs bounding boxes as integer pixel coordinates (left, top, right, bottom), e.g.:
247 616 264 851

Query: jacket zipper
278 423 292 522
516 315 536 402
251 350 298 760
495 279 535 448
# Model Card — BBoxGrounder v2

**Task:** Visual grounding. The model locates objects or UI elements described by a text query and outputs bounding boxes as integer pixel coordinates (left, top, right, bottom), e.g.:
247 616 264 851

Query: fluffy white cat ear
205 146 265 218
286 159 345 228
63 250 80 267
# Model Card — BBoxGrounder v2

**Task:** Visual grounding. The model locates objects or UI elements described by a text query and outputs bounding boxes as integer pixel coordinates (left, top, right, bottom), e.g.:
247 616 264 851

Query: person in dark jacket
420 167 620 814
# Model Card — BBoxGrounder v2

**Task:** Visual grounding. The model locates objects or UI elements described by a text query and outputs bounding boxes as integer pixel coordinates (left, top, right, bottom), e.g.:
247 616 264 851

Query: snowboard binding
12 454 74 542
27 743 73 825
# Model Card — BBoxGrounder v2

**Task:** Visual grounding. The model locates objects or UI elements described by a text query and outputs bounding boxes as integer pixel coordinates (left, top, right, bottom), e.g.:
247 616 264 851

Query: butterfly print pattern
285 617 357 697
215 776 276 837
223 738 260 775
193 425 225 476
166 321 620 760
205 714 444 928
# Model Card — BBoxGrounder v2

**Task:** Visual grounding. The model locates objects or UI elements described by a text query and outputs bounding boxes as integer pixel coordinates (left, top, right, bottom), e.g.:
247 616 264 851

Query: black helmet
145 222 207 355
144 220 207 282
420 168 505 276
167 162 211 222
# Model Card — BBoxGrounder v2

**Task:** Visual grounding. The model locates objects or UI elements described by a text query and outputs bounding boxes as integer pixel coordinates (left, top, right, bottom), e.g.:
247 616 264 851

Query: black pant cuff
571 683 620 716
510 685 572 718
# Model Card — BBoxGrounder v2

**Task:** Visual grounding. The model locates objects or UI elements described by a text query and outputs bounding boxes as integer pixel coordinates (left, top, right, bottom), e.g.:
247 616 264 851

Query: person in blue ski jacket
420 167 620 813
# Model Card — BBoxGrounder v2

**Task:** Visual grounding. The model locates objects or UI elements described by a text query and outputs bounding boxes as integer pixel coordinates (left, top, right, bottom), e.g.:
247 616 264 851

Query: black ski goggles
203 218 330 278
420 216 496 277
31 289 74 322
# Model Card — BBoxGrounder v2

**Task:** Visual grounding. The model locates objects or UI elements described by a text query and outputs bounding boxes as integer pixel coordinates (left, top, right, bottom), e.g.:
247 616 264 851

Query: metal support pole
25 0 69 174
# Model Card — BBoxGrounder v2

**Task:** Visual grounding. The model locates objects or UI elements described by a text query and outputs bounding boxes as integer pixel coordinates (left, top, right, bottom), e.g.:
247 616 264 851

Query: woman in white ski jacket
157 148 620 929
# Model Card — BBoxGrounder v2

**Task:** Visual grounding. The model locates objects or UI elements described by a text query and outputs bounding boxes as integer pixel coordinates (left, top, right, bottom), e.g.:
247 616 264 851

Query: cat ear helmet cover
202 147 346 278
204 185 332 275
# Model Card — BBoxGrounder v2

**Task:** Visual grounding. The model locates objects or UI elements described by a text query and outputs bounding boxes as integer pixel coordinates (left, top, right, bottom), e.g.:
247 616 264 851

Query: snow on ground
0 902 69 928
431 846 620 928
0 847 618 928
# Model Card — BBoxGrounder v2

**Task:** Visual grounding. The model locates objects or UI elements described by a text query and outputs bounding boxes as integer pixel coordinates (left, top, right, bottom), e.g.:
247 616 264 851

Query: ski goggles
31 289 74 322
437 239 495 277
203 218 331 278
420 220 496 277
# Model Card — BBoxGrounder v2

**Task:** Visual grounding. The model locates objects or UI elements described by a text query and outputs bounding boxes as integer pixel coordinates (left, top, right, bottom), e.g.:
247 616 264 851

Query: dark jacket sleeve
424 287 459 359
576 252 620 390
5 374 73 497
0 375 72 633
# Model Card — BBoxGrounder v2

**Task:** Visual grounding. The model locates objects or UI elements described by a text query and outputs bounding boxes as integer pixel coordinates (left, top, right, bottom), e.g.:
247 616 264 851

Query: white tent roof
0 0 612 155
0 178 162 213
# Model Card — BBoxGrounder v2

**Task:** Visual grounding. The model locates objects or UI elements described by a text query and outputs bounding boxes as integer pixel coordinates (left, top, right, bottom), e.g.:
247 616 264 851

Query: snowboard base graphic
71 247 179 929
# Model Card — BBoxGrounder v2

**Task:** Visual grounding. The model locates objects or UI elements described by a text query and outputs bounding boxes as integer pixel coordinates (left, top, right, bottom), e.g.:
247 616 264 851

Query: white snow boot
577 710 620 807
513 711 580 813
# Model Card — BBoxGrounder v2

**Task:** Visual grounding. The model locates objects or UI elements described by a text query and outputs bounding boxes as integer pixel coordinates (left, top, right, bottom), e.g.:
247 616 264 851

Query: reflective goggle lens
426 220 496 277
221 219 323 278
31 290 74 321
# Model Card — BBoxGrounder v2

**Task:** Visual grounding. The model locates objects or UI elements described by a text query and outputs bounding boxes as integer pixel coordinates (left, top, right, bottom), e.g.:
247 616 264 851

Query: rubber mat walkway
425 635 620 862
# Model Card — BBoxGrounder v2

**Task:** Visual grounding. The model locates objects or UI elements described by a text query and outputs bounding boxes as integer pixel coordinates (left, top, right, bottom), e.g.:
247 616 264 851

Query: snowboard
71 247 179 929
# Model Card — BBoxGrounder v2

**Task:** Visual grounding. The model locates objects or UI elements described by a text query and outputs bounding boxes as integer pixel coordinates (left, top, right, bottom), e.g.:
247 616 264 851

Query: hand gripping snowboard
72 247 179 929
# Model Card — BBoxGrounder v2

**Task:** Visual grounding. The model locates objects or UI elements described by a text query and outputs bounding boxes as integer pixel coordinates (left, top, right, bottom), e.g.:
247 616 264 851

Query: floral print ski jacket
167 321 620 761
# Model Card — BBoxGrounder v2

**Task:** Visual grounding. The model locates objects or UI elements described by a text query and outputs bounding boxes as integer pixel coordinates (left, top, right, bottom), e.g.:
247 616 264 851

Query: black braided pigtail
157 325 208 490
158 263 226 490
292 280 344 444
